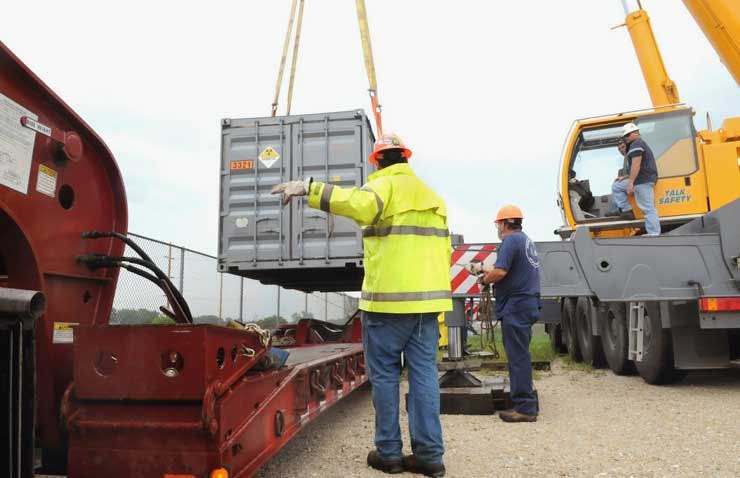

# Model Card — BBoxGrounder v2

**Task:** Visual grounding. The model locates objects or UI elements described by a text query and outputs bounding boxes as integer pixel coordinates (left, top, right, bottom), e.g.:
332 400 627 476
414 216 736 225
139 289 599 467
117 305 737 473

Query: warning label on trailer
258 146 280 168
52 322 79 344
36 164 57 197
0 92 37 195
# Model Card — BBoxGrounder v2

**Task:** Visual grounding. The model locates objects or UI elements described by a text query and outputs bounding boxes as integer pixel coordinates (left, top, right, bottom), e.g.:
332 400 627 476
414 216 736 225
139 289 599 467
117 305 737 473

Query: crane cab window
567 109 698 221
633 109 698 178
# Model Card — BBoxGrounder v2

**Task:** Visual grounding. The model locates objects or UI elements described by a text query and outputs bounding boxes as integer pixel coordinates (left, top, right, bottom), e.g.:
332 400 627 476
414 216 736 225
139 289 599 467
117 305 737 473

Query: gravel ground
256 362 740 478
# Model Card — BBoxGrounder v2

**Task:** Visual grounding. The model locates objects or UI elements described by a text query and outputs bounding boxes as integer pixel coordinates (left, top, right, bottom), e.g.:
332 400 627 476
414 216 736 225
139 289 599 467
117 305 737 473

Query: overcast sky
3 1 740 316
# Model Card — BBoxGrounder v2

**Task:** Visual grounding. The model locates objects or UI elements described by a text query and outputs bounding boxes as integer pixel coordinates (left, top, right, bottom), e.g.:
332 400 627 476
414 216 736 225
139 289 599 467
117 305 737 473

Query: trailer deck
63 322 366 478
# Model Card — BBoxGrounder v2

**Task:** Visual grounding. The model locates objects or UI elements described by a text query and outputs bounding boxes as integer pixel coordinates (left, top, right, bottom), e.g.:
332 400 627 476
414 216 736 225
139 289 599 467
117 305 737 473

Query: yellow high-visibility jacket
307 163 452 314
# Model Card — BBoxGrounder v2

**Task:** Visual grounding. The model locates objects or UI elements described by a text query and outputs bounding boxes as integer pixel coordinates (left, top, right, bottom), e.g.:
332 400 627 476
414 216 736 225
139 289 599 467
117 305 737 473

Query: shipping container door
220 118 291 265
292 112 369 262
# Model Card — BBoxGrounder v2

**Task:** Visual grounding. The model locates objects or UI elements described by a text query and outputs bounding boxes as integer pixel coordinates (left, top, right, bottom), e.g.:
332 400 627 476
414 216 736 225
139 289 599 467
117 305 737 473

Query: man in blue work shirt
608 123 660 235
466 204 539 422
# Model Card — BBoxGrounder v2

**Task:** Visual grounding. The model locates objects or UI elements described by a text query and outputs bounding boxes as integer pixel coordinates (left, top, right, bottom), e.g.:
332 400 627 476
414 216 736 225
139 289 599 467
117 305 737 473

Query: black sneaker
402 455 446 477
367 450 404 474
620 210 635 220
605 209 621 217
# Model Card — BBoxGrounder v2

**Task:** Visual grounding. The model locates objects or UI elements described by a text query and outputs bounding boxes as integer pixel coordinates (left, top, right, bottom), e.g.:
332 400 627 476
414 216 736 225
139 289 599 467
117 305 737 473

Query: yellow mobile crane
542 0 740 383
557 0 740 239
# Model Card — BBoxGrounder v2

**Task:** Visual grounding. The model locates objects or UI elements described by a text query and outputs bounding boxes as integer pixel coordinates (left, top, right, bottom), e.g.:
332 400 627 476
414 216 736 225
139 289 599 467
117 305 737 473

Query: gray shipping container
218 110 375 292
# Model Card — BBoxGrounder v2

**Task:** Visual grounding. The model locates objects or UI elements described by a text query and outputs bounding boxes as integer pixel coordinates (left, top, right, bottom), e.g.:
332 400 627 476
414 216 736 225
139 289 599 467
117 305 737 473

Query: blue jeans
611 179 660 234
500 305 539 416
362 311 444 464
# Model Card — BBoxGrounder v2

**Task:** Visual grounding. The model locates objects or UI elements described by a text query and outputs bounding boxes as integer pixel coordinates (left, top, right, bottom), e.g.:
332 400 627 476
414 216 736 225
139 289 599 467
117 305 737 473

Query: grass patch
438 330 555 363
557 354 608 375
529 334 556 362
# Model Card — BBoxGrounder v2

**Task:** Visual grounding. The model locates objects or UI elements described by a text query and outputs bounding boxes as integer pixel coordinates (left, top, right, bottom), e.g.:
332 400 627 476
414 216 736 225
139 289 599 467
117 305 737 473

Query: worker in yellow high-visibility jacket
272 133 451 478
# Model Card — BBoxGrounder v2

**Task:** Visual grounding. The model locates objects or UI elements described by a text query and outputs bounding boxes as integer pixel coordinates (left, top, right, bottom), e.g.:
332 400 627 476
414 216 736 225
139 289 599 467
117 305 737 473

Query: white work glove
271 177 312 205
465 261 484 275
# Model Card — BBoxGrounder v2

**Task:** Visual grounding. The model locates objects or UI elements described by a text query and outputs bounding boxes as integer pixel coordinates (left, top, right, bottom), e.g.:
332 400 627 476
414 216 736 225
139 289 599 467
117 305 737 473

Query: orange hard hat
368 133 412 165
494 204 524 223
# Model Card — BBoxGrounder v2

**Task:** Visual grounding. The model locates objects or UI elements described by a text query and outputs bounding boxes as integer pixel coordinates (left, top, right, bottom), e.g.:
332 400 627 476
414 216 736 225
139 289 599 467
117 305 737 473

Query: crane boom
682 0 740 90
622 8 680 107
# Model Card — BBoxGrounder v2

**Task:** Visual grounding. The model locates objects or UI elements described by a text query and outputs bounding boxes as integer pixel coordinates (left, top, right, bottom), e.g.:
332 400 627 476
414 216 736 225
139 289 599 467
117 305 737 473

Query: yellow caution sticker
36 164 58 198
52 322 79 344
258 146 280 168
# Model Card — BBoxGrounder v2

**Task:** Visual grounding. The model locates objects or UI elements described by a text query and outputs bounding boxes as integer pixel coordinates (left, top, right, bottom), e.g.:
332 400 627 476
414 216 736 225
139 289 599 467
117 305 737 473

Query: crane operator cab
556 105 710 239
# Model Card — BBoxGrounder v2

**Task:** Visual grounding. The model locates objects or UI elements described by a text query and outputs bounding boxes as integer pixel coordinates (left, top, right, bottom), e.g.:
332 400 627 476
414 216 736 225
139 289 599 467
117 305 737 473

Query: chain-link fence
111 233 359 328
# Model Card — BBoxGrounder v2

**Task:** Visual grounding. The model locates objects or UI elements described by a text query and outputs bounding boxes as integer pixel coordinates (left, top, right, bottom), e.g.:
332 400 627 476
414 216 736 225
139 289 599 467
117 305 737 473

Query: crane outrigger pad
433 377 538 415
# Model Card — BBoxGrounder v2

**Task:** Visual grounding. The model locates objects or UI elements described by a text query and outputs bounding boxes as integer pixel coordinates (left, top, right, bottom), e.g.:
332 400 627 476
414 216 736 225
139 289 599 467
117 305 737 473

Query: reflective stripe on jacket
307 163 452 313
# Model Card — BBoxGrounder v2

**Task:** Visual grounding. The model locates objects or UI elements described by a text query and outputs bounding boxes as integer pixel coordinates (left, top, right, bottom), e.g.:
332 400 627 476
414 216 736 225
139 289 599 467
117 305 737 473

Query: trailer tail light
699 297 740 312
211 469 229 478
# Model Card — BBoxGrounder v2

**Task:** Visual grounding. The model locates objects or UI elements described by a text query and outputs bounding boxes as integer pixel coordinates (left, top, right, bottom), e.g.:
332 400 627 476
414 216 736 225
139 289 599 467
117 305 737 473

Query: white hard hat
622 122 639 137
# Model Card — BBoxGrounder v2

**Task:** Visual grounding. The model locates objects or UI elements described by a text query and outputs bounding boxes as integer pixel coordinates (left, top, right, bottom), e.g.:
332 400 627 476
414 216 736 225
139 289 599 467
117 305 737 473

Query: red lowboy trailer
0 40 367 478
64 320 366 478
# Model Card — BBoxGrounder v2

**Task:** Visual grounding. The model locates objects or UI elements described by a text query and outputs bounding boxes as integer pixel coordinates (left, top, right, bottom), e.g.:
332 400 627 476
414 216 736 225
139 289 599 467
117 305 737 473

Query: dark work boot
402 455 446 477
619 210 635 220
498 410 537 423
367 450 404 474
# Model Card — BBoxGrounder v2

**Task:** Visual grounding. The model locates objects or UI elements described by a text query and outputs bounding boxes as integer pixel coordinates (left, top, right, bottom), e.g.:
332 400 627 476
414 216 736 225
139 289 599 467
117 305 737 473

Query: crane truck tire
599 302 636 375
562 298 582 362
575 297 606 367
635 303 682 384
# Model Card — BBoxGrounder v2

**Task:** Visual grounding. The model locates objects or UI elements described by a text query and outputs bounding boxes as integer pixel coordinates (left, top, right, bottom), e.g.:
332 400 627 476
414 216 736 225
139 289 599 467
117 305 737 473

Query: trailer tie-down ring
310 369 326 399
346 356 357 381
332 362 344 388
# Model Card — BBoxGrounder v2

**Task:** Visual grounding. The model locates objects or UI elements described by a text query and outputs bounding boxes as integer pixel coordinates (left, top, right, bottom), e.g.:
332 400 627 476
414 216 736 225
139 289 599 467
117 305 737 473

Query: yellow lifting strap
271 0 305 117
286 0 306 116
271 0 299 117
355 0 383 136
271 0 384 132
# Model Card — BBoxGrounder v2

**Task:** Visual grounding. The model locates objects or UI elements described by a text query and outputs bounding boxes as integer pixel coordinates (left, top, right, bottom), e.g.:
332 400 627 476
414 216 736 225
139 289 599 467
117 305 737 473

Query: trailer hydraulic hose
79 256 189 323
119 264 181 321
81 232 192 320
82 231 156 265
78 253 193 323
106 256 192 323
342 308 360 327
120 265 179 318
119 263 159 284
